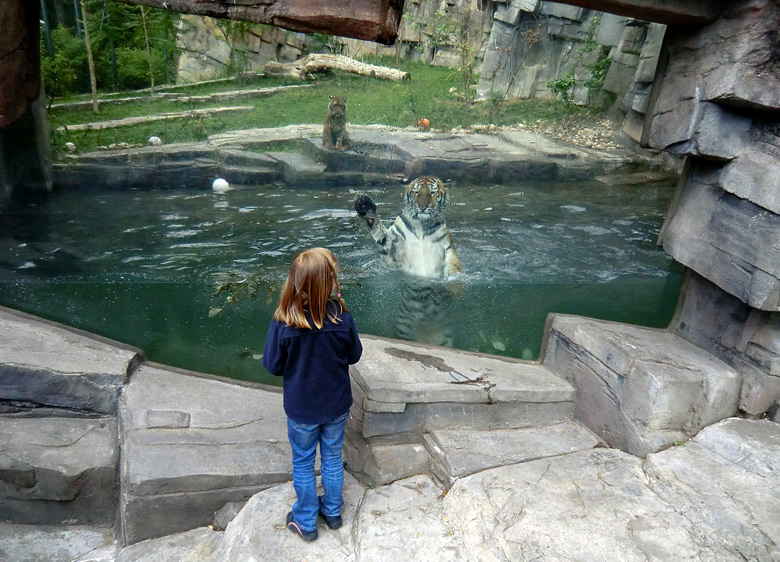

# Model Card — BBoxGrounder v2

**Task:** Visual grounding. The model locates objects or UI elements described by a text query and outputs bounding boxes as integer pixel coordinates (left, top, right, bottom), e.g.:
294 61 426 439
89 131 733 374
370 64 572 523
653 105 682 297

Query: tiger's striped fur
354 176 463 279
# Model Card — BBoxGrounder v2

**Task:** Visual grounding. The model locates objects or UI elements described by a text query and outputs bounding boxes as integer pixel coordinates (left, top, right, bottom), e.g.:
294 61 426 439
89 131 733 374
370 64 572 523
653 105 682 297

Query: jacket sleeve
262 320 287 376
347 314 363 365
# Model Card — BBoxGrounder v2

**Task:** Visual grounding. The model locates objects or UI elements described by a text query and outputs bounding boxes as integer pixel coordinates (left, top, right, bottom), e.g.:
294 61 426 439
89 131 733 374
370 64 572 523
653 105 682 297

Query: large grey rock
646 0 780 148
655 102 753 161
644 418 780 561
660 162 780 311
0 522 113 562
345 335 577 485
214 473 365 561
0 306 141 414
119 363 290 545
704 65 780 112
215 473 464 561
714 126 780 215
443 447 736 561
423 420 602 489
0 417 118 525
543 314 741 456
494 0 536 26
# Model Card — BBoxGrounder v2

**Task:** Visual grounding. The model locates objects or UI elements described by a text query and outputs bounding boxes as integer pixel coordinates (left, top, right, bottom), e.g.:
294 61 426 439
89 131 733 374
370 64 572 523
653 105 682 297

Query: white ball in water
212 178 230 192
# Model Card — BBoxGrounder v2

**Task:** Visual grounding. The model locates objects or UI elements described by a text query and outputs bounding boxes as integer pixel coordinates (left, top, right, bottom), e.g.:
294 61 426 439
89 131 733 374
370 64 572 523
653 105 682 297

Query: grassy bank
50 58 605 158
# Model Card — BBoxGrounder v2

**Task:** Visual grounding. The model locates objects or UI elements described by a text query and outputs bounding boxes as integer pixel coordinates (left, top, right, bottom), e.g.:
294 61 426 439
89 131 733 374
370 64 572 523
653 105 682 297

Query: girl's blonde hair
273 247 348 329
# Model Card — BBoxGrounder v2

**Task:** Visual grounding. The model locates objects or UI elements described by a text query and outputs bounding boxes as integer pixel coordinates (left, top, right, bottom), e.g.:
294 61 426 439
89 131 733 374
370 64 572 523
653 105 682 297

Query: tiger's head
327 96 347 120
404 176 448 221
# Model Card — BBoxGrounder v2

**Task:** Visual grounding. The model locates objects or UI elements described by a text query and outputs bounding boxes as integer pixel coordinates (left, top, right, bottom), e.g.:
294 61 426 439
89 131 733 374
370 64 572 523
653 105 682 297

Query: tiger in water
353 176 462 279
354 176 462 346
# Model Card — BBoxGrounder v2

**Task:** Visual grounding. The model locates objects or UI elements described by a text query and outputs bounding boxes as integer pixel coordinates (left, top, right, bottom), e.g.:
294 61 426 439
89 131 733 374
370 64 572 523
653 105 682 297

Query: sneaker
317 496 343 530
318 511 343 530
286 511 318 541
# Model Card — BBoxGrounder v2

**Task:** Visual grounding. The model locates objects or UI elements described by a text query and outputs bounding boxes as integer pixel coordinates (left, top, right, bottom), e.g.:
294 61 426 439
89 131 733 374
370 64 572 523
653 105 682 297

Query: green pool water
0 178 683 385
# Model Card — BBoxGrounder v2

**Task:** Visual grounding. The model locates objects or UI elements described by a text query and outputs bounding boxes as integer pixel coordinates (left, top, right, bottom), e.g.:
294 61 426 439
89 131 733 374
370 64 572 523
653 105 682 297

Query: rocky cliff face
646 0 780 416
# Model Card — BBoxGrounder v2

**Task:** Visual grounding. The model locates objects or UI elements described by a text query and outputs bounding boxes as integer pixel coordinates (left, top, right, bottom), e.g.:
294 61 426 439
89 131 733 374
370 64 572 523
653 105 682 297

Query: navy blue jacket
262 307 362 424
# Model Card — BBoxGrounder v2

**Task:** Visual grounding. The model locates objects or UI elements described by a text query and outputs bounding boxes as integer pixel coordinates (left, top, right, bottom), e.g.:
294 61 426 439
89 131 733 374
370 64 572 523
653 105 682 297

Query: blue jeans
287 411 349 532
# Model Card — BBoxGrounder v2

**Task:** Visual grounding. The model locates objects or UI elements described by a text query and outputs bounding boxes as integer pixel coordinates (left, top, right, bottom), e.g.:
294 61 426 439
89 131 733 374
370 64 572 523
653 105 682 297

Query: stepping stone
345 335 577 486
0 417 118 525
265 152 326 184
351 336 576 440
423 420 603 489
119 364 291 545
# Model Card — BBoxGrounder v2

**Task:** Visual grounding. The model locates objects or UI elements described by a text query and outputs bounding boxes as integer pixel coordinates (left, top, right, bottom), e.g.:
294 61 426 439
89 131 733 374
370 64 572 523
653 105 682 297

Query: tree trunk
265 54 409 82
79 0 99 114
140 7 155 94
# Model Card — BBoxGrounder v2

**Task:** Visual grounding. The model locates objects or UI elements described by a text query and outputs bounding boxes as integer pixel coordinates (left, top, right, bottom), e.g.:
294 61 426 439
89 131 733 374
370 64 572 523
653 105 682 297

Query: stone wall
176 15 318 83
645 0 780 416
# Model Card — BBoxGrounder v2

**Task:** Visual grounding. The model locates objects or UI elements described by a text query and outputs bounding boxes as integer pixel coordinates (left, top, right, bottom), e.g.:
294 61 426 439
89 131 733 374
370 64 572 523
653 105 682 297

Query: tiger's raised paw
354 195 378 226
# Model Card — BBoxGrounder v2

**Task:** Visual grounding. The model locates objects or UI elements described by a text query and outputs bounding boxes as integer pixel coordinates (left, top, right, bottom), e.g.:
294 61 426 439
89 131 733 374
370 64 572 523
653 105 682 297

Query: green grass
49 58 604 158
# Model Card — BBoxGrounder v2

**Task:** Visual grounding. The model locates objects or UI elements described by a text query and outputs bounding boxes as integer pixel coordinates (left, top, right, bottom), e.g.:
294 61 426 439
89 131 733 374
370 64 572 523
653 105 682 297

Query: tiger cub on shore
322 96 350 151
354 176 462 279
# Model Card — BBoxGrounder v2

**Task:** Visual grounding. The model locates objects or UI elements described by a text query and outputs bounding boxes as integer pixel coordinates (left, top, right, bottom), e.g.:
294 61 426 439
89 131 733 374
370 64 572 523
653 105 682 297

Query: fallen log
56 106 253 132
265 54 409 82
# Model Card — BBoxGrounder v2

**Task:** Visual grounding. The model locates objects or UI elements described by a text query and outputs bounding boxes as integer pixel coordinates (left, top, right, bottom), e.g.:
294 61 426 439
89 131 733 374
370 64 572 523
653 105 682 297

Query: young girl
263 247 363 541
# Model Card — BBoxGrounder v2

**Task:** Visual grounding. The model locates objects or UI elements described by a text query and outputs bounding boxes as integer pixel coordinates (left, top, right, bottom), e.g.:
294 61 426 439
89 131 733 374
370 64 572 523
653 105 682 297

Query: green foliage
41 25 88 99
545 71 577 104
40 28 81 101
584 51 612 95
39 3 179 100
114 47 166 90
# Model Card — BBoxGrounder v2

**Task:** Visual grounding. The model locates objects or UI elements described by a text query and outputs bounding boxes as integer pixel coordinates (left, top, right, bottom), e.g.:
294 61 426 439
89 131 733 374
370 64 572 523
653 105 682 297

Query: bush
115 47 166 90
41 26 88 98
